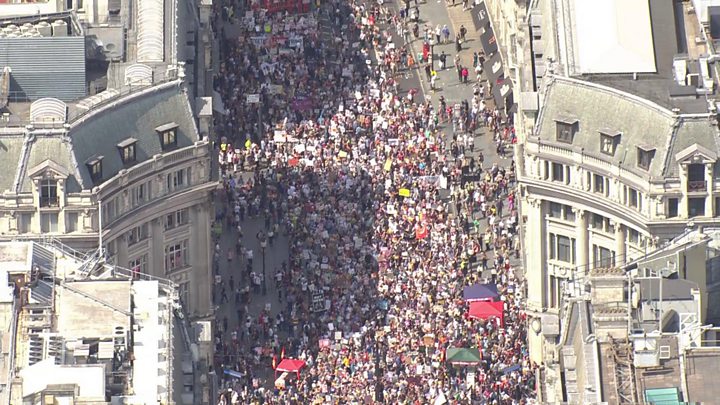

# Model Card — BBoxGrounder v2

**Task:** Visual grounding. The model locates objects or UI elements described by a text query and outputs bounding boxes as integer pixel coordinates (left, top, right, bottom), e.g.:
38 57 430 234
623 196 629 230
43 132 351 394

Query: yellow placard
399 188 411 197
384 159 392 172
338 150 348 158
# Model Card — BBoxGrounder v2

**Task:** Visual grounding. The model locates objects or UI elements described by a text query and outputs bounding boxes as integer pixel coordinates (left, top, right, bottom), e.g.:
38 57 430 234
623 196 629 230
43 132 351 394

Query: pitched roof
664 118 720 177
69 84 199 189
536 77 675 177
21 137 82 193
0 136 25 193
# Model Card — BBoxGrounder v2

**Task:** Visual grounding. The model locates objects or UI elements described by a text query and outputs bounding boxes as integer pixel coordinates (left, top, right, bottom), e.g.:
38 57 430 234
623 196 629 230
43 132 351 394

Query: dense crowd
211 0 536 403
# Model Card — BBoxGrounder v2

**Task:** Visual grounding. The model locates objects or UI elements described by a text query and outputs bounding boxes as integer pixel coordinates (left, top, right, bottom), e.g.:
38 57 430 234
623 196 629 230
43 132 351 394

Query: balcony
39 196 59 208
687 180 707 192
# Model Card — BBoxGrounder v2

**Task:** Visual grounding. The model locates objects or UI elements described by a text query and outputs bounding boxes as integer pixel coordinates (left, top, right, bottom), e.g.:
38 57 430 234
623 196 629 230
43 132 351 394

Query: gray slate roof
664 118 720 177
69 84 199 189
0 136 25 193
536 77 676 177
22 137 81 193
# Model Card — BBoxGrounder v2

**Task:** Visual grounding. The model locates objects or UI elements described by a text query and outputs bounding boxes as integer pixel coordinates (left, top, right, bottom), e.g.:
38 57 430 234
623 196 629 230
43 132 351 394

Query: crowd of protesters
211 0 535 403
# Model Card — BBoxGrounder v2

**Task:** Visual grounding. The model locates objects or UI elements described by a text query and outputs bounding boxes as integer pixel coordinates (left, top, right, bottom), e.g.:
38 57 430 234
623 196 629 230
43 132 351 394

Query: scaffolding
610 336 637 405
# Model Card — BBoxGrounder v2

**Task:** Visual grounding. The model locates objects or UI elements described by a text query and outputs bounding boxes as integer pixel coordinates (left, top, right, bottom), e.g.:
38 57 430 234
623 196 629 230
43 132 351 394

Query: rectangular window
167 168 191 193
668 198 679 218
102 198 118 225
628 188 639 208
600 134 618 156
18 213 32 234
165 208 189 230
549 233 576 264
156 123 179 150
66 212 78 233
627 228 640 245
127 223 149 246
689 197 706 218
687 164 706 192
129 254 148 278
556 121 576 144
40 213 58 233
551 163 564 182
165 240 189 272
564 206 575 222
118 138 137 165
593 245 615 268
549 202 562 218
40 180 58 207
130 182 150 208
86 157 103 183
637 147 655 170
593 174 605 195
557 235 572 263
591 213 610 233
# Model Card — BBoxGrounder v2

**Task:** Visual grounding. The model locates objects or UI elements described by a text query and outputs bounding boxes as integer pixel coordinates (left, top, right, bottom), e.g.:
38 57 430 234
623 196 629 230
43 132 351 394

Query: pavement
211 0 518 385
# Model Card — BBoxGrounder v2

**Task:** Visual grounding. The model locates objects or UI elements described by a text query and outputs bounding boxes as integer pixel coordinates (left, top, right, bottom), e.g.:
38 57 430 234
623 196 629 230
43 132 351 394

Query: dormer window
40 179 58 207
637 146 655 170
156 122 178 150
86 156 104 184
599 130 620 156
117 138 138 165
555 117 578 144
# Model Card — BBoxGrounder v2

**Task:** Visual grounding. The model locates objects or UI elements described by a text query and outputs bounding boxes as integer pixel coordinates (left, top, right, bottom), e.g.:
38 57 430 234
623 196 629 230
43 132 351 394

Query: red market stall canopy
463 283 499 302
468 301 504 325
275 358 306 379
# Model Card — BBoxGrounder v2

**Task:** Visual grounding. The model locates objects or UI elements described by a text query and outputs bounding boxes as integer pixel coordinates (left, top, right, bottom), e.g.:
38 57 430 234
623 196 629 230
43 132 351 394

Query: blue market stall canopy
463 283 499 302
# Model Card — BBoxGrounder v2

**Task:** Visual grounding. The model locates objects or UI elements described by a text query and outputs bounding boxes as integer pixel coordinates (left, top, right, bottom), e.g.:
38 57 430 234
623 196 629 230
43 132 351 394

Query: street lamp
429 37 436 71
257 231 267 296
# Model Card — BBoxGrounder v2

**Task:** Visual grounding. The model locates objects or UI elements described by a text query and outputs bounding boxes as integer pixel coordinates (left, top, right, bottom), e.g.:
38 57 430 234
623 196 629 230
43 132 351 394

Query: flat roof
56 280 131 339
572 0 657 74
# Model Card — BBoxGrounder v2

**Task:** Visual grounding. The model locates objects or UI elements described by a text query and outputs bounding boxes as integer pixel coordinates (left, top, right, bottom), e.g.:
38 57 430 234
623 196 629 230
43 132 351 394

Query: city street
213 0 515 347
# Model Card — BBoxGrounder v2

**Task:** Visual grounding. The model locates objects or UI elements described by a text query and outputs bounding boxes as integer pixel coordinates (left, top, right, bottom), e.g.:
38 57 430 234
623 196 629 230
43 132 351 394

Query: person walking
457 64 463 82
459 24 467 42
455 33 462 52
425 63 432 81
442 24 450 43
439 51 447 70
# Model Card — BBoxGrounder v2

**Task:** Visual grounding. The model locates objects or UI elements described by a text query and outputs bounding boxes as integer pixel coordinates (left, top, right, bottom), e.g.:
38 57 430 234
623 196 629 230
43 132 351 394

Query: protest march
211 0 536 402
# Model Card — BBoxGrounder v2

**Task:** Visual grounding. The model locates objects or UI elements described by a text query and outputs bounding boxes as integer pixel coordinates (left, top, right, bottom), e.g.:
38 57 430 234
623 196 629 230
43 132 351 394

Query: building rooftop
559 0 719 114
571 0 656 74
533 75 720 179
0 82 201 195
56 280 131 340
0 240 187 404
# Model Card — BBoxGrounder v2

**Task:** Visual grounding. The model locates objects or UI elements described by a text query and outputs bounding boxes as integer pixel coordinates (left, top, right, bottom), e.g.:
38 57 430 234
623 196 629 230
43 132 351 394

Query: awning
463 283 499 302
480 26 498 56
275 358 306 379
223 369 243 379
446 347 482 366
468 301 504 325
473 1 490 28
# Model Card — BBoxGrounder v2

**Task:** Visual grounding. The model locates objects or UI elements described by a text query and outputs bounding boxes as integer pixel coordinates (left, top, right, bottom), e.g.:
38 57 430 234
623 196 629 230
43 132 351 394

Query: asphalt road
212 0 518 385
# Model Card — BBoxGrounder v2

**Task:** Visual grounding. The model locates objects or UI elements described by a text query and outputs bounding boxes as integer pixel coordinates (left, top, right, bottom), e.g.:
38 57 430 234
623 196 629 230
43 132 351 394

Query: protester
211 0 534 403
